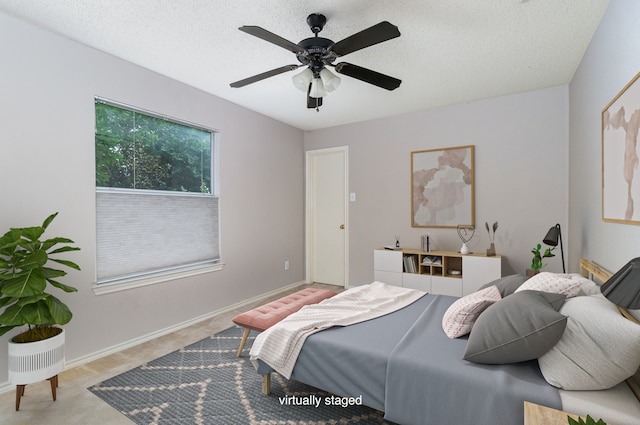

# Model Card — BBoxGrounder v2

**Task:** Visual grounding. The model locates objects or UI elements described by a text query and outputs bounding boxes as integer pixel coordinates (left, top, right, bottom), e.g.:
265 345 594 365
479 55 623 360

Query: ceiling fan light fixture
232 14 402 109
292 68 313 92
320 68 341 92
309 78 328 98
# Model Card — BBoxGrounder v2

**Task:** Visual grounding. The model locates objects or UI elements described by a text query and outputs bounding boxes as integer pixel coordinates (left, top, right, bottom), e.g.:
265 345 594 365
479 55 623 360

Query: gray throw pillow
463 290 567 364
478 274 529 297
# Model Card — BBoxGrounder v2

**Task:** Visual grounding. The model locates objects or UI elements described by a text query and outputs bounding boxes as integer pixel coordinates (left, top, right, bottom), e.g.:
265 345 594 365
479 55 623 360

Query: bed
250 259 640 425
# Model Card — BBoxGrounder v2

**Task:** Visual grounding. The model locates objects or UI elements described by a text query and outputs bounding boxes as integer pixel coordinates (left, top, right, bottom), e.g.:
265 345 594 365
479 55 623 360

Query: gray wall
569 0 640 274
305 85 570 286
0 12 305 386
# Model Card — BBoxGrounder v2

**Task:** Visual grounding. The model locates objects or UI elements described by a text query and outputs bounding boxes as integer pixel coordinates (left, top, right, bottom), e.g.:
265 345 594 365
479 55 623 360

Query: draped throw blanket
250 282 426 378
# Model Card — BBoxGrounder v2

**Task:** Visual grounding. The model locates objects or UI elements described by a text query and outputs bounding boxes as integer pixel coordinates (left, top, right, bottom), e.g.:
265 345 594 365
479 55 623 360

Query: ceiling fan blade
334 62 401 91
239 26 306 54
330 21 400 57
230 64 299 88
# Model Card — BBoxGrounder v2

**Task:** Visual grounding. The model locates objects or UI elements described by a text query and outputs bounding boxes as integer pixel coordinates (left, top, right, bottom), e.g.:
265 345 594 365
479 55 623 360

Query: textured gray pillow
478 274 529 297
463 290 567 364
539 294 640 390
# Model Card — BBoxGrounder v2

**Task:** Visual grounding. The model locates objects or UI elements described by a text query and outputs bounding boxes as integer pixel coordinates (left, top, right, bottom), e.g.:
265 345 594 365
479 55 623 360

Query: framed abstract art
411 145 475 228
602 70 640 224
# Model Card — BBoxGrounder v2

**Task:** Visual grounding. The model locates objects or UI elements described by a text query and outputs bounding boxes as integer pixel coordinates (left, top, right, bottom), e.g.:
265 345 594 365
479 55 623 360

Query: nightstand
524 401 579 425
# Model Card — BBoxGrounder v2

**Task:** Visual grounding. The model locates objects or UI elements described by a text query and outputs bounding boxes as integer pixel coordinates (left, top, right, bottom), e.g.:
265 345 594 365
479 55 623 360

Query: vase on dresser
526 269 540 277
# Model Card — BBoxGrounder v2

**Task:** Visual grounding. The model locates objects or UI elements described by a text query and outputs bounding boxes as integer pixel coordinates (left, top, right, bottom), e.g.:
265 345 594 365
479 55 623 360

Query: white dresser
374 248 502 297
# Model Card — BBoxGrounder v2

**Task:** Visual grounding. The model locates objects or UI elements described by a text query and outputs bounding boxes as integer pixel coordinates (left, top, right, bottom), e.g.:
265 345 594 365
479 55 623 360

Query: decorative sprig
485 221 498 243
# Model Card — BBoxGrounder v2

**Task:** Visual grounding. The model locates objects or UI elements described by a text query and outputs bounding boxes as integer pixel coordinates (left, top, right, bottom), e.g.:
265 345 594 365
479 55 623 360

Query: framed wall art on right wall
602 70 640 225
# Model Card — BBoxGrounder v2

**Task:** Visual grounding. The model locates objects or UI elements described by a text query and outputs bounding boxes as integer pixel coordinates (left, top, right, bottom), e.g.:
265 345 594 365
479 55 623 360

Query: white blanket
249 281 426 379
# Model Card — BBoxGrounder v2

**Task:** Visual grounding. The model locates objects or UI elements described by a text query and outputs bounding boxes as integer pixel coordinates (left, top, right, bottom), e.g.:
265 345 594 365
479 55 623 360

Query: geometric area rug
88 326 394 424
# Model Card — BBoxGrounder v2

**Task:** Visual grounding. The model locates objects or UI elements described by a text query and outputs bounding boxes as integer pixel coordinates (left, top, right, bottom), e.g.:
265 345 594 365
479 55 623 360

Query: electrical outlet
284 260 290 271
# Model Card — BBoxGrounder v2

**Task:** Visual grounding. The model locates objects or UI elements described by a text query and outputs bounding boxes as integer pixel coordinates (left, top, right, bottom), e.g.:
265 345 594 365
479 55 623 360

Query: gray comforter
384 294 561 424
257 293 561 425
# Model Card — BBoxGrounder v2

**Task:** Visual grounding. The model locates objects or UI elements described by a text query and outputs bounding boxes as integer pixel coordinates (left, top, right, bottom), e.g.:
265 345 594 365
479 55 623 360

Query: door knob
340 224 345 229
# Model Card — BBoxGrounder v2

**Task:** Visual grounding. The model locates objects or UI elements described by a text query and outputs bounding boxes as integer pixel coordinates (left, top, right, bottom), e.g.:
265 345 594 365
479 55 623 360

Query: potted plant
527 243 555 276
0 212 80 409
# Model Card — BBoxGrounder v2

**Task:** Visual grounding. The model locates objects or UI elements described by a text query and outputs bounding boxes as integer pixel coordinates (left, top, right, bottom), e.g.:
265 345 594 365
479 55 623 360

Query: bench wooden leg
237 328 251 357
261 373 271 395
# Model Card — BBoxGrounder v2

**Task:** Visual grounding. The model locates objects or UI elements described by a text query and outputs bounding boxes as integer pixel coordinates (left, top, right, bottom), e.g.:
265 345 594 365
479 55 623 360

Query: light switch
350 192 356 202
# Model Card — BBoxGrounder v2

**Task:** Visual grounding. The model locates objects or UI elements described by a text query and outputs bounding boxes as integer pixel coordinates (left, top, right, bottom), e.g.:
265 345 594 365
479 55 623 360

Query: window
95 98 220 291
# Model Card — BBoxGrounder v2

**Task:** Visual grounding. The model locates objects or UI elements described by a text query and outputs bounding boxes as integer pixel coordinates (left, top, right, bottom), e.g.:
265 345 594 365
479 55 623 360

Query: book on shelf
403 255 418 273
422 255 442 265
384 245 401 250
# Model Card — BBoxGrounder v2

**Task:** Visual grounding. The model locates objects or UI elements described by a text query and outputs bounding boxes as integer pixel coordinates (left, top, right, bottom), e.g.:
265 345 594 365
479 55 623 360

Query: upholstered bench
232 287 337 356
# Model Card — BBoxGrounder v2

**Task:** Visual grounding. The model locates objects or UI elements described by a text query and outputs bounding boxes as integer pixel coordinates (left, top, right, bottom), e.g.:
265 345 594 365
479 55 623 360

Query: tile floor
0 283 342 425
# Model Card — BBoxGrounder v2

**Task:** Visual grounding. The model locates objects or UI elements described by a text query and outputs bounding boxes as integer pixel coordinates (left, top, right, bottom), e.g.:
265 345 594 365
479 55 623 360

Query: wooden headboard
579 258 640 401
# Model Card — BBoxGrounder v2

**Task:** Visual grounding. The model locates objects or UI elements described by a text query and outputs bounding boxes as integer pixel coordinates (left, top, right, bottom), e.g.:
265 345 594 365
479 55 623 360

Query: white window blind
96 189 219 283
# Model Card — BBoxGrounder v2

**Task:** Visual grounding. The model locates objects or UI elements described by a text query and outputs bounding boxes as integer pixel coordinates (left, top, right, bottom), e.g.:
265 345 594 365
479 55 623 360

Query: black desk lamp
543 223 565 273
600 258 640 310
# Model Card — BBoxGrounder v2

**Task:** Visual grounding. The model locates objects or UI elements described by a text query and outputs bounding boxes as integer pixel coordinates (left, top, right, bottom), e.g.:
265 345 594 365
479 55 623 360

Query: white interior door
306 147 348 286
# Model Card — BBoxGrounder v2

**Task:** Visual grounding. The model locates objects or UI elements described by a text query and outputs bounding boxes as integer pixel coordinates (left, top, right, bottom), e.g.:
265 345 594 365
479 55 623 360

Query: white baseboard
0 281 306 395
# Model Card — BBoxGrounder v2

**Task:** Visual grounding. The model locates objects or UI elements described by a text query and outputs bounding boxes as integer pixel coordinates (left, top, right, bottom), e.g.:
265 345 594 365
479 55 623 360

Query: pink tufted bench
232 287 337 356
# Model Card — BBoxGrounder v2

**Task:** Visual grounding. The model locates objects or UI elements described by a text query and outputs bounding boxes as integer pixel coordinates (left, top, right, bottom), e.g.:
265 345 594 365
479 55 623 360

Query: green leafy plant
568 414 607 425
0 213 80 342
530 243 555 271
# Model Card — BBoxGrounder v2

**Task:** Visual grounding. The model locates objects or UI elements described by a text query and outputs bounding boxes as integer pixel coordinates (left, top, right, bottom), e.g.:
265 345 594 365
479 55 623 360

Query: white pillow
576 276 601 296
538 294 640 390
442 285 501 338
515 272 583 298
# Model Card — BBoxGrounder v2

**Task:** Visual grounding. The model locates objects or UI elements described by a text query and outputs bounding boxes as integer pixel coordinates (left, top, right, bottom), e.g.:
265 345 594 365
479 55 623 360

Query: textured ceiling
0 0 610 131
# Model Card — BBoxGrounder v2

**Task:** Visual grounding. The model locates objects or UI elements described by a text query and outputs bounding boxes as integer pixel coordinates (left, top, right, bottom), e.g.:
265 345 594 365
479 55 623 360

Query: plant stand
15 374 58 411
8 329 65 411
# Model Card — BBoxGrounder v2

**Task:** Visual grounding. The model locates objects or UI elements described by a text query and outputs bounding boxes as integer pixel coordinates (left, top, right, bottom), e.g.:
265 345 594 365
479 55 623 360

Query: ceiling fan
230 13 402 110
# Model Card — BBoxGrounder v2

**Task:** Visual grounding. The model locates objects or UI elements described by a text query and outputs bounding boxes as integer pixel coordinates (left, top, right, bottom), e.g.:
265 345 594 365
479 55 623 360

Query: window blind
96 189 219 284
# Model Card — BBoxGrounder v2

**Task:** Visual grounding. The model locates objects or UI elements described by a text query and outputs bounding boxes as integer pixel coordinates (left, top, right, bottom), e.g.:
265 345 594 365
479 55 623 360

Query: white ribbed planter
8 329 65 385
